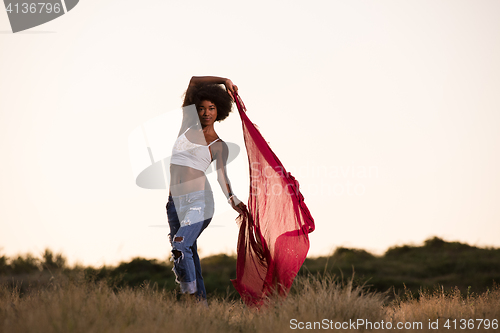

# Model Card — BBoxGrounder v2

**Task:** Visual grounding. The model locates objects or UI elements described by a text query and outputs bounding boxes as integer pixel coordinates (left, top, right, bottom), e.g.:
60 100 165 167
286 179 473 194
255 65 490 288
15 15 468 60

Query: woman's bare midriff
169 164 211 197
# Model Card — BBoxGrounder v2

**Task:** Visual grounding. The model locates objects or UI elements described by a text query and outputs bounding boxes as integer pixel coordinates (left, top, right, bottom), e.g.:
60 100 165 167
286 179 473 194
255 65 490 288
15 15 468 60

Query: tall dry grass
0 272 499 333
386 285 500 332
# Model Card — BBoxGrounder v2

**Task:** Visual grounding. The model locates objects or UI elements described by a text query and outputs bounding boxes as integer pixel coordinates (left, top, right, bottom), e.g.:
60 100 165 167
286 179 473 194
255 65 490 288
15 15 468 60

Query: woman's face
197 100 218 126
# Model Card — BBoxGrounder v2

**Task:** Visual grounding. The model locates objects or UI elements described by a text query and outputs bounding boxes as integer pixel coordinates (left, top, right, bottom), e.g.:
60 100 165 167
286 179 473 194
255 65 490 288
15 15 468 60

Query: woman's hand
229 196 247 215
224 79 238 101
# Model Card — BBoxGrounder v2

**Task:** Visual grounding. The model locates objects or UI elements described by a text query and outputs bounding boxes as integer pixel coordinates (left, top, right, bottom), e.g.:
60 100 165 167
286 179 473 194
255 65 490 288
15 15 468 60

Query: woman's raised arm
184 76 238 104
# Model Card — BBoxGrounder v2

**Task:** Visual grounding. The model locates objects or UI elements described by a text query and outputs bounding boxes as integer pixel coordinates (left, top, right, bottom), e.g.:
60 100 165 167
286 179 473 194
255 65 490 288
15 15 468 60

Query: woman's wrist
228 195 243 208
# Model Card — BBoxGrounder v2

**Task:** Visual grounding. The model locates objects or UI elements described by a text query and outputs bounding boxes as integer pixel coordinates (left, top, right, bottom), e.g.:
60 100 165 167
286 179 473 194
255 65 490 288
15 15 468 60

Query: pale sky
1 0 499 267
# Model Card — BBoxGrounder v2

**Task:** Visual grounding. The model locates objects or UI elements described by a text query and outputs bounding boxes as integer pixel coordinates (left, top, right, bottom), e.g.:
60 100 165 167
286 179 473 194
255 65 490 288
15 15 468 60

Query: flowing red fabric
230 93 315 307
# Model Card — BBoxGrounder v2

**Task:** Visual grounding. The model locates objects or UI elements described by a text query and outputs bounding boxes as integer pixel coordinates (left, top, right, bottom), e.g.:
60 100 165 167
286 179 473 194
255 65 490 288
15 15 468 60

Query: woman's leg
191 240 205 299
191 214 213 299
167 196 180 253
170 192 213 297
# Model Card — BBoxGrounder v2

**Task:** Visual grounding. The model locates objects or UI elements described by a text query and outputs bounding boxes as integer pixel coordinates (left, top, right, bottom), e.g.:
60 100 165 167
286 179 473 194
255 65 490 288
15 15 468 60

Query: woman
166 76 246 301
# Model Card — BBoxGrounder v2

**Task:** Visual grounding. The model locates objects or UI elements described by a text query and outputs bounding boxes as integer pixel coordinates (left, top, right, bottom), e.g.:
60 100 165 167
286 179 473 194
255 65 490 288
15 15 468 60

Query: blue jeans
166 190 214 300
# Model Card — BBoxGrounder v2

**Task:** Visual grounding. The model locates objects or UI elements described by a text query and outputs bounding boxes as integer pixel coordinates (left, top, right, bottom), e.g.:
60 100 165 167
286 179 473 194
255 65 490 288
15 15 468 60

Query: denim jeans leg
196 216 214 298
172 215 207 293
166 191 214 298
167 198 180 246
168 192 212 296
191 240 206 299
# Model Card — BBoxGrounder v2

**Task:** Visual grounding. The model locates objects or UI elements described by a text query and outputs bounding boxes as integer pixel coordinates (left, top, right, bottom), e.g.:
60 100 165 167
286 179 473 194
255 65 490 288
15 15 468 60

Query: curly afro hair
183 84 233 122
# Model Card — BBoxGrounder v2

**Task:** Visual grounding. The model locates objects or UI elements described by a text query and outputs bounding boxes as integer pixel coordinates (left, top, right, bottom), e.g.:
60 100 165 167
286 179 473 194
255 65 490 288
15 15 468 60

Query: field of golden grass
1 272 499 333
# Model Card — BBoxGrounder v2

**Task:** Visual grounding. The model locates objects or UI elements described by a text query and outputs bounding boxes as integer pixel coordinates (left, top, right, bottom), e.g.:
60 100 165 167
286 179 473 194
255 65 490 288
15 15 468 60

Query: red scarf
231 93 315 307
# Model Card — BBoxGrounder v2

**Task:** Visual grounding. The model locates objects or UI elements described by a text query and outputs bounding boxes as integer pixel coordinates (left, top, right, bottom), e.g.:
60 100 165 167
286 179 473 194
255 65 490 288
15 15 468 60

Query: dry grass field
1 272 499 333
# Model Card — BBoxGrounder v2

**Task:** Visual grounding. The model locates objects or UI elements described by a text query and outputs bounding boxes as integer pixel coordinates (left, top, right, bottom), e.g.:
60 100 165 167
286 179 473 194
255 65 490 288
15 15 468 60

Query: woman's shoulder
210 138 228 155
210 137 225 147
